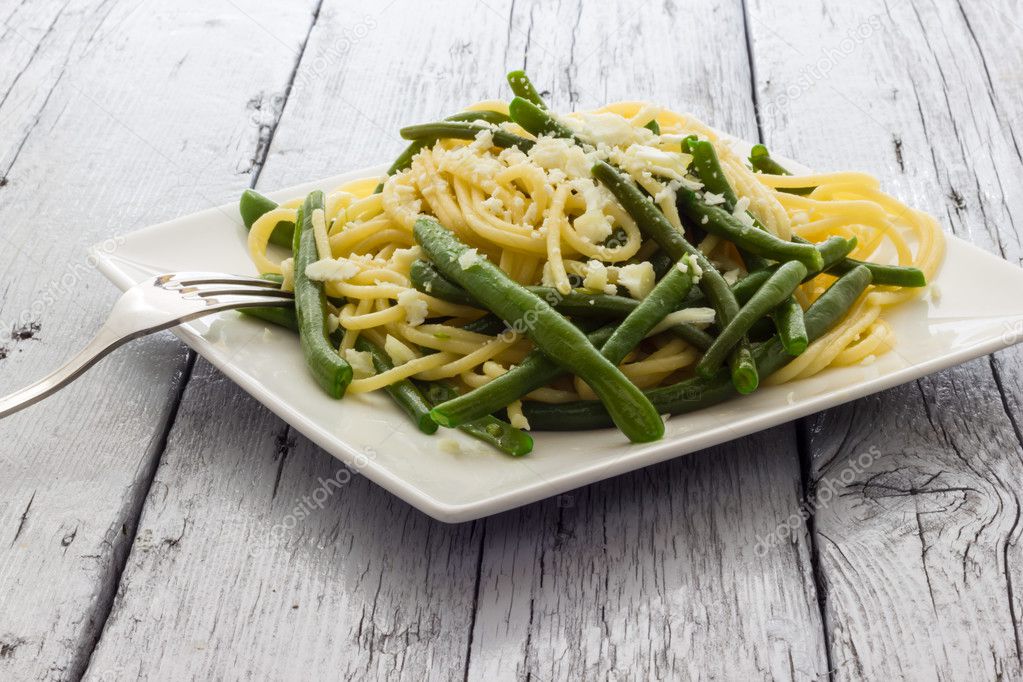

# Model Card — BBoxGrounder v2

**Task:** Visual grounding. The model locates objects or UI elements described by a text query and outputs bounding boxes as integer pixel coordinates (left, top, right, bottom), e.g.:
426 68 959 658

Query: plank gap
739 0 766 142
75 0 329 675
796 416 837 679
249 0 327 188
461 520 487 682
75 351 197 681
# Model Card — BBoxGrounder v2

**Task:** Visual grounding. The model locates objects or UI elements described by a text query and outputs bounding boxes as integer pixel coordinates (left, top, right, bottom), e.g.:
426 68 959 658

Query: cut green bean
432 255 695 427
293 192 352 398
410 259 477 306
506 70 548 109
748 144 814 195
421 381 533 456
748 148 929 287
399 121 534 152
599 256 696 363
354 337 437 435
520 266 873 429
414 216 664 443
788 234 925 287
677 188 824 272
240 189 293 248
827 255 926 287
697 260 807 377
686 138 768 271
410 258 713 349
508 97 584 143
461 314 508 336
773 296 808 356
591 160 757 392
239 305 297 331
375 111 512 193
430 325 616 428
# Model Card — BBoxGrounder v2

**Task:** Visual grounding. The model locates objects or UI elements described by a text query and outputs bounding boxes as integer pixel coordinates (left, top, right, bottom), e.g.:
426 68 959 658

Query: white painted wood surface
0 0 1018 679
0 1 317 679
748 1 1023 678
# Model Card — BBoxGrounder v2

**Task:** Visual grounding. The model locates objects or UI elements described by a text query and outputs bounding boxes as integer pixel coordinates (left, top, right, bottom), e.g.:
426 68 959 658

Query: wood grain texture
84 2 508 679
82 0 828 679
0 0 318 679
468 1 827 679
747 0 1023 678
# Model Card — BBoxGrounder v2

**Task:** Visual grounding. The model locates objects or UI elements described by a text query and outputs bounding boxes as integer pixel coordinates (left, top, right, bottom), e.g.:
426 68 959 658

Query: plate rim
91 163 1023 523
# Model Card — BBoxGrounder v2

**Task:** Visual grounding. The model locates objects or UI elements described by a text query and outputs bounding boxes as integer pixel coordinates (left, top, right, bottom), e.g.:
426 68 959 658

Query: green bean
748 144 814 195
685 138 768 271
239 305 297 331
410 258 713 349
239 189 293 248
432 256 694 426
508 97 584 143
430 325 616 427
520 265 873 429
644 249 675 279
414 216 664 443
446 110 512 125
696 261 805 378
506 70 548 109
591 160 757 392
691 235 851 307
677 188 824 272
773 296 808 356
787 234 925 287
258 272 285 285
375 111 512 193
599 256 696 363
410 259 477 306
751 146 930 289
420 381 533 456
461 314 509 336
292 192 352 398
827 255 926 287
399 121 534 152
687 139 738 207
354 337 437 434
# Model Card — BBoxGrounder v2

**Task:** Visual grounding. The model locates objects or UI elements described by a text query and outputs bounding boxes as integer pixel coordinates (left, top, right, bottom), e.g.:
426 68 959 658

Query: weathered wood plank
84 2 509 679
0 1 318 679
747 0 1023 677
82 0 828 679
467 1 827 679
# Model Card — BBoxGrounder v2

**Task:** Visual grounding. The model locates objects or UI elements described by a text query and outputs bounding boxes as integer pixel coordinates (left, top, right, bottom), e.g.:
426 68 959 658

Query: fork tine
198 294 296 310
191 287 293 299
165 272 284 288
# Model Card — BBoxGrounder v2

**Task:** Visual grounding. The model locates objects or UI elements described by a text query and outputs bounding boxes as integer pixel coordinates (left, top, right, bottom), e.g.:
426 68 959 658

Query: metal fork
0 272 293 419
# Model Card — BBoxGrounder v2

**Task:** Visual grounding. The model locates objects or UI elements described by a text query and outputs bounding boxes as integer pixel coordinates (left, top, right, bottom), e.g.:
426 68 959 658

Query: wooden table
1 0 1021 679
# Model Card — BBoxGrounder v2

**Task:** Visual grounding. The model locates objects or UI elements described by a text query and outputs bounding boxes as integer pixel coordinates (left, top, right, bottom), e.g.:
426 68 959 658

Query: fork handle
0 325 125 419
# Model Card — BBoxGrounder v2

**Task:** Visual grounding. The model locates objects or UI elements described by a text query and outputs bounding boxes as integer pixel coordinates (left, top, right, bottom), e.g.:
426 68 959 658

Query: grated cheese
458 248 480 270
616 262 655 299
305 258 360 283
582 260 611 294
645 308 716 336
344 349 375 378
397 290 429 326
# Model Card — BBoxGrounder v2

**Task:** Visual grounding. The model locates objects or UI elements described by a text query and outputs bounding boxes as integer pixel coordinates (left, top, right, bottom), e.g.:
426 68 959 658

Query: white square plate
93 157 1023 522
